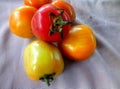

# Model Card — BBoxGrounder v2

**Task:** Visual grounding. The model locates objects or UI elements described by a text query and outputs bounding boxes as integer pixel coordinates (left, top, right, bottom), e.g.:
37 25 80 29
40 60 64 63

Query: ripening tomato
9 6 37 38
24 0 52 9
24 40 64 86
52 0 76 22
58 25 96 61
31 4 71 42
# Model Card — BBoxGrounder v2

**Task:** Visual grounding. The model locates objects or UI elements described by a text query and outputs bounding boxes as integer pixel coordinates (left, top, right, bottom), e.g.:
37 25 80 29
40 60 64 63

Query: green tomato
24 40 64 85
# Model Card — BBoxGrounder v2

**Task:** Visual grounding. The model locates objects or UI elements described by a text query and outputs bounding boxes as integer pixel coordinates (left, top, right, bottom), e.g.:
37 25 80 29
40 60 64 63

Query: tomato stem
39 73 55 86
49 9 69 39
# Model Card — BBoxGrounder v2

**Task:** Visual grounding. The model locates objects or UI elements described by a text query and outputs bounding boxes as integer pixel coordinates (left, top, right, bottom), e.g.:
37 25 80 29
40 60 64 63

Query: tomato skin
9 6 37 38
31 4 71 42
58 25 96 61
24 40 64 81
24 0 52 9
52 0 76 22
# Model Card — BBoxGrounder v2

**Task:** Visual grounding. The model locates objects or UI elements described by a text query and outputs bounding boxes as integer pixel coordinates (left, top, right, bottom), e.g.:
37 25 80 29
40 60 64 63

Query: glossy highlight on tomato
31 4 71 42
58 25 96 61
24 40 64 85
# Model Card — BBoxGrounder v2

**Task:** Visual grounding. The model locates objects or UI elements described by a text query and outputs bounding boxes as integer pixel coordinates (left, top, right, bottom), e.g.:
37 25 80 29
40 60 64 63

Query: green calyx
49 9 69 39
39 73 55 86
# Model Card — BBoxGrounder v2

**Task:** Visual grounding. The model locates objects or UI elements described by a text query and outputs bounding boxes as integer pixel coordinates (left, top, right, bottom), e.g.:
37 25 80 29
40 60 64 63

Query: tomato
9 6 37 38
31 4 71 42
52 0 76 22
58 25 96 61
24 0 52 9
24 40 64 85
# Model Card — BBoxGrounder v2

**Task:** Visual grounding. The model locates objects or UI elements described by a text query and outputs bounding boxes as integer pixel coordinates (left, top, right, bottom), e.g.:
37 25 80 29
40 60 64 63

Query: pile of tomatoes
9 0 96 86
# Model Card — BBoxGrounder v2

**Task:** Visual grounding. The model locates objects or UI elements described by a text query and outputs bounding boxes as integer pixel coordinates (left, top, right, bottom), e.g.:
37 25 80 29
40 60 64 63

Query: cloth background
0 0 120 89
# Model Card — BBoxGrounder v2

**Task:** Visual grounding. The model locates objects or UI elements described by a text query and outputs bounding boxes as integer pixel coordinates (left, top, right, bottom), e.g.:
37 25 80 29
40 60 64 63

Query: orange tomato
52 0 76 22
58 25 96 61
24 0 52 9
9 6 37 38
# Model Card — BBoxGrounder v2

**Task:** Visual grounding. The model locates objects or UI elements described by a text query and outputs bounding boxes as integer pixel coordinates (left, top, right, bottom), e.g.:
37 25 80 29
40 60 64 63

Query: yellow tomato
24 40 64 85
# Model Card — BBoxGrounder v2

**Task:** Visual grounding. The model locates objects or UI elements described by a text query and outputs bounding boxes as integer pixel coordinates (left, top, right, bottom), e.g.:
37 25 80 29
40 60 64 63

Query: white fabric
0 0 120 89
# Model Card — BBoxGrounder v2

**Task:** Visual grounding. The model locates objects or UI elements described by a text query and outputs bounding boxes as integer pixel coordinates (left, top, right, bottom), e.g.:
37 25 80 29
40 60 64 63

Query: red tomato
31 4 71 42
58 25 96 61
24 0 52 9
